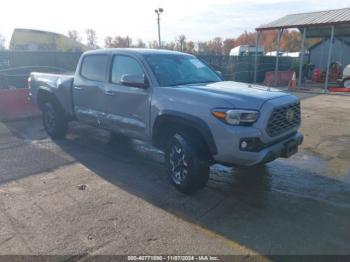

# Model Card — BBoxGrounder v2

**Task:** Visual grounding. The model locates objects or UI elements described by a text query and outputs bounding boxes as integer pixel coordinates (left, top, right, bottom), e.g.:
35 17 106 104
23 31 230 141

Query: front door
103 55 150 140
73 54 108 126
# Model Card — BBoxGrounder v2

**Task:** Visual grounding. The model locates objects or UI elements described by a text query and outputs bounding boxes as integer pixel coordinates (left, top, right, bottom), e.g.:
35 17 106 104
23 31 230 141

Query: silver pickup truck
28 48 303 193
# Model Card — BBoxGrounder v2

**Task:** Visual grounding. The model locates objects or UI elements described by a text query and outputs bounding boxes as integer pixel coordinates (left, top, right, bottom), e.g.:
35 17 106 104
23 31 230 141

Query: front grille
266 102 301 137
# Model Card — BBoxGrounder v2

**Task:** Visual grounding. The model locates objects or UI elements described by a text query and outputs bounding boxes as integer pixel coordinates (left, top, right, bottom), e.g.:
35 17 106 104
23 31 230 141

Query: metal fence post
274 29 282 86
324 25 335 91
298 28 306 87
254 31 260 84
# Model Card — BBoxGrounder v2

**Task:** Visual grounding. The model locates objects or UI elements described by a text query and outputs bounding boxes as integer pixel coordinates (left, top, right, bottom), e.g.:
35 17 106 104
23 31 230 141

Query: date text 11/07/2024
127 255 220 261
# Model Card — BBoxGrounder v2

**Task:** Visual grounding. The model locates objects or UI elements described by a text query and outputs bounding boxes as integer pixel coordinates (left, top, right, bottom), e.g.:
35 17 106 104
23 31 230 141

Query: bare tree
194 41 209 54
104 36 133 48
84 28 318 54
148 40 159 49
207 37 223 55
113 36 126 47
0 34 6 50
176 35 186 52
164 41 176 51
85 29 98 49
223 38 235 55
186 41 195 54
125 36 132 47
67 30 82 43
235 31 256 46
104 36 113 48
135 39 146 48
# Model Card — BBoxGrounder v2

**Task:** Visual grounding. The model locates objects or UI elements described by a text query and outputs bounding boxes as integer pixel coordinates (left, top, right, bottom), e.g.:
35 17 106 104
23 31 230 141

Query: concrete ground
0 93 349 257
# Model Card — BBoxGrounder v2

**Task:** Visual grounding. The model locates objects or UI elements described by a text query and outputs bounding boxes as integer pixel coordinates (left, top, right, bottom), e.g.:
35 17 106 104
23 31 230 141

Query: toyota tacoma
28 48 303 193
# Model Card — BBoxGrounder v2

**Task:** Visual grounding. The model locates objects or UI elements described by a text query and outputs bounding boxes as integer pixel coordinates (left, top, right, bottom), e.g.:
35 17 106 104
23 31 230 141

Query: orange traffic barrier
0 89 41 121
263 70 294 86
328 86 350 92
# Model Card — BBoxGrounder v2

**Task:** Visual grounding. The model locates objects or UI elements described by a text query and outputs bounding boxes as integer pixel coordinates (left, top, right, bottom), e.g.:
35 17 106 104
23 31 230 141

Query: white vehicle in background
266 51 285 57
265 51 308 57
229 45 264 56
339 64 350 88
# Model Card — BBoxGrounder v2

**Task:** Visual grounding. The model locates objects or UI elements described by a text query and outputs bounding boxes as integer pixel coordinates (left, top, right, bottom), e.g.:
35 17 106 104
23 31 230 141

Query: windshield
144 54 222 86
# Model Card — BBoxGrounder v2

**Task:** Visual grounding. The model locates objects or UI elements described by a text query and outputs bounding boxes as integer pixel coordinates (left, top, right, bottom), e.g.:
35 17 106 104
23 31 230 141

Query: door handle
74 86 84 90
105 90 116 96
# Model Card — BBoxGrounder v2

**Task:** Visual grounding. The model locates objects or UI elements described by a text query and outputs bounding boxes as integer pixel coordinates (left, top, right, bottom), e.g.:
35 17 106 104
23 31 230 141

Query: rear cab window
80 55 108 81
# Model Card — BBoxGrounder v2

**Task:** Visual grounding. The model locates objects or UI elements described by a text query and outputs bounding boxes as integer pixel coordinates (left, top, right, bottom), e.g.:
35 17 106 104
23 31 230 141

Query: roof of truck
84 48 191 56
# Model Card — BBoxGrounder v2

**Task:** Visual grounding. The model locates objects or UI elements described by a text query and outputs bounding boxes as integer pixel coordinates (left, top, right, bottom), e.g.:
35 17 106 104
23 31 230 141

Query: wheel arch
152 111 218 156
37 88 62 112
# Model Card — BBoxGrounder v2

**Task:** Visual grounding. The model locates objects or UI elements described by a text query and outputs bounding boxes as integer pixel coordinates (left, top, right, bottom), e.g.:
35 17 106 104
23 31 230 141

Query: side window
111 55 144 84
80 55 108 81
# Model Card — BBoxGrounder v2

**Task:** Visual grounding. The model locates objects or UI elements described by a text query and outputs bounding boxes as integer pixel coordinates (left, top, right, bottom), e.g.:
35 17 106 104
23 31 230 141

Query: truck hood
176 81 289 109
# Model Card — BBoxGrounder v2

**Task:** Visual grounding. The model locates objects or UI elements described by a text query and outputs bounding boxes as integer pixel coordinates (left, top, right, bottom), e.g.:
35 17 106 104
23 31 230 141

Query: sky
1 0 350 47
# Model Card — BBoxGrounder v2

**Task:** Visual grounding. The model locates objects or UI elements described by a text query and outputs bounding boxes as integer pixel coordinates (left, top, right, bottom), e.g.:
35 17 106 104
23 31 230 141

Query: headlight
212 109 259 125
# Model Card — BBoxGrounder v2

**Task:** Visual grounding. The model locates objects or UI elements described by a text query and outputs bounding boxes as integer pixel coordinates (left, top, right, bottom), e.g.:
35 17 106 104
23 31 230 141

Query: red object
328 87 350 92
264 71 295 86
0 89 41 121
312 68 323 82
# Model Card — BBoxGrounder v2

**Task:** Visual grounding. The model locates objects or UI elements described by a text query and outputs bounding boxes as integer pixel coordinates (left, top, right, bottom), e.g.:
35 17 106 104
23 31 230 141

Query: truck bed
29 72 75 116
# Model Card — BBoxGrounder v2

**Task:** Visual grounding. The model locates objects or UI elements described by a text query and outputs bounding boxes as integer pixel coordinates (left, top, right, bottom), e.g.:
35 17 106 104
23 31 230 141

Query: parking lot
0 92 349 257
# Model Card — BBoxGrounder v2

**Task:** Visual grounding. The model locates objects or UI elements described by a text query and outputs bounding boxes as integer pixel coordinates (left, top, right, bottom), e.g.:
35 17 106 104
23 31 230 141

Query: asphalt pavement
0 93 349 257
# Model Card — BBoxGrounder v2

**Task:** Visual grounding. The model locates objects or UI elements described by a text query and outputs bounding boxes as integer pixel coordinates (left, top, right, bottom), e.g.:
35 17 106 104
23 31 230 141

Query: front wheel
165 133 209 194
42 101 68 139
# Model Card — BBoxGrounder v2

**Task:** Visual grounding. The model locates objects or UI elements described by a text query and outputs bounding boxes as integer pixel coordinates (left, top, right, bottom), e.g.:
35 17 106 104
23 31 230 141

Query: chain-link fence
0 51 82 89
0 51 300 89
198 55 300 83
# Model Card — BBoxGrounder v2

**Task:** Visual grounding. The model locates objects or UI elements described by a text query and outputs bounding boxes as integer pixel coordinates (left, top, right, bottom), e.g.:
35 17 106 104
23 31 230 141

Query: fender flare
152 110 218 155
36 88 66 116
36 87 55 108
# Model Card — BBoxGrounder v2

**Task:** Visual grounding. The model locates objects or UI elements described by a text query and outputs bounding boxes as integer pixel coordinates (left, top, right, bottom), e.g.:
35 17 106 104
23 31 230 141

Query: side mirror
120 74 148 88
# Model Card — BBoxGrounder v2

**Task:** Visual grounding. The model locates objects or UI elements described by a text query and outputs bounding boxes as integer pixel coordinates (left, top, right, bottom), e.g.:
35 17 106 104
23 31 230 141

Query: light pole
155 8 163 48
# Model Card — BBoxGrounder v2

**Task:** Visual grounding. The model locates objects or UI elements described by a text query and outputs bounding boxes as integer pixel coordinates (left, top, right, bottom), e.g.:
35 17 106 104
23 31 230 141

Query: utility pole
126 36 130 47
155 8 164 48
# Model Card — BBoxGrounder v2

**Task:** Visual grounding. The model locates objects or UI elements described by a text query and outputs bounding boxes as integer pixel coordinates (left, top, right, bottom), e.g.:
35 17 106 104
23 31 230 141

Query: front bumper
257 132 303 165
213 131 303 166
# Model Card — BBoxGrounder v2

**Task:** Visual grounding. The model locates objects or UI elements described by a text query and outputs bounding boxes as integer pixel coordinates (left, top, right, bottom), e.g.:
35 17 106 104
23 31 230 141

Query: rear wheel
165 133 209 194
42 101 68 139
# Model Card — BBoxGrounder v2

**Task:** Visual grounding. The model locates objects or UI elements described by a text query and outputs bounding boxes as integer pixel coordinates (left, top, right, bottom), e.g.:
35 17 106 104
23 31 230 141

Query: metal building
308 37 350 69
254 7 350 90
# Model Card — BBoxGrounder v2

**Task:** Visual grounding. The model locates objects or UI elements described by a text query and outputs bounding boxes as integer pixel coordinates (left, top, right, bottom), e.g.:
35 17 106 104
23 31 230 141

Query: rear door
73 54 108 126
103 54 150 140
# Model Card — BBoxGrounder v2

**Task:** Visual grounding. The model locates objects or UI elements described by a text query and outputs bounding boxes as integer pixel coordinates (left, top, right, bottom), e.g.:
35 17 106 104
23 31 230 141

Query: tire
342 78 350 88
165 132 209 194
42 101 68 139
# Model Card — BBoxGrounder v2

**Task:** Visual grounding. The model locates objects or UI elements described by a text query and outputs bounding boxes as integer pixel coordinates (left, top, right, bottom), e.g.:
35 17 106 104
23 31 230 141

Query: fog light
241 141 248 149
240 137 265 152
